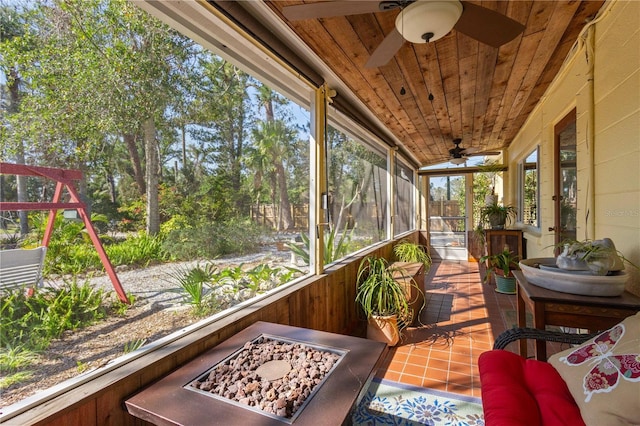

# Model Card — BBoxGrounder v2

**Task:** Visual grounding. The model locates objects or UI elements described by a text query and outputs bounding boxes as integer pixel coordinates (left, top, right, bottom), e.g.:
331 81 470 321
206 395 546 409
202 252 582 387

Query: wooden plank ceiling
262 0 604 167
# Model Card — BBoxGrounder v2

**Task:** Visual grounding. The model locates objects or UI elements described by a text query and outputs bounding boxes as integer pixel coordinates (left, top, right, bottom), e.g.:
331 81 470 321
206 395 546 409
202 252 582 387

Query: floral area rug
352 378 485 426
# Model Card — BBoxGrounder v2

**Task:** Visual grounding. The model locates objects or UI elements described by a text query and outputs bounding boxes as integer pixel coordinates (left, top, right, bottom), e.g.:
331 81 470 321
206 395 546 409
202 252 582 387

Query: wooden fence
250 204 309 229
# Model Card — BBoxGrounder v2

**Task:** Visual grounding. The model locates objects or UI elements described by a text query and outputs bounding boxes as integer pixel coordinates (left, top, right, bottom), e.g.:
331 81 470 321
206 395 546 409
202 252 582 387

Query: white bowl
519 258 628 297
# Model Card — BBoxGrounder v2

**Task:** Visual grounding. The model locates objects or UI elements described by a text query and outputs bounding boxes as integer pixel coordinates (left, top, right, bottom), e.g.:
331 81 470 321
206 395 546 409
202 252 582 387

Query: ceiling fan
448 138 499 164
281 0 525 68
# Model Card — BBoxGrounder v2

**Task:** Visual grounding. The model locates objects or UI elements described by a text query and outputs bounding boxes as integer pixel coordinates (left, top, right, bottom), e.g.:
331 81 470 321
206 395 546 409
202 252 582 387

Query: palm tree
252 86 296 230
250 119 296 230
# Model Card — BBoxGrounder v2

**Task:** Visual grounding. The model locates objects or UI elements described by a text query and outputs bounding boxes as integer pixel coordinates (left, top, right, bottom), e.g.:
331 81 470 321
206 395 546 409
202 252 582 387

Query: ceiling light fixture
395 1 463 44
450 157 466 165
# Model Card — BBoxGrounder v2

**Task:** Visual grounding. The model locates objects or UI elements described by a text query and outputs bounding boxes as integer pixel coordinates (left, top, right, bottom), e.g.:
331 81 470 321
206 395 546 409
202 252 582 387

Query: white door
428 175 468 260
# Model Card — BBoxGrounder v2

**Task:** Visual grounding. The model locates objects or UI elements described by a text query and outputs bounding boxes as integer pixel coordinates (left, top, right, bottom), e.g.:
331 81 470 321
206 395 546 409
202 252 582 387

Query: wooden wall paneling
97 377 141 426
273 297 292 325
288 283 309 328
342 259 359 335
32 399 97 426
326 268 344 334
310 279 326 331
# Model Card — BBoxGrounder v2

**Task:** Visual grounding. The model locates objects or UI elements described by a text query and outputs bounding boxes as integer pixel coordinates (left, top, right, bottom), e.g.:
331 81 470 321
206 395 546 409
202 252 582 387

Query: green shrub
1 282 106 346
0 281 108 377
105 232 167 266
34 280 107 338
29 216 168 275
160 214 193 235
162 219 268 261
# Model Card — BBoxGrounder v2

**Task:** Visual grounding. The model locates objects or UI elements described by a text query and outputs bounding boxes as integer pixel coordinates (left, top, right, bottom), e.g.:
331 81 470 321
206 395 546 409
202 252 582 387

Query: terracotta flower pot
367 314 400 346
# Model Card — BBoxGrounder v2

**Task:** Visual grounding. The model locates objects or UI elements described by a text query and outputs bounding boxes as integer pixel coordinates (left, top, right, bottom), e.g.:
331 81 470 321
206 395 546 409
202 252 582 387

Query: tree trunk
181 125 187 168
144 118 160 235
77 163 91 217
276 162 293 230
8 68 29 236
15 151 28 237
106 171 117 203
123 133 146 195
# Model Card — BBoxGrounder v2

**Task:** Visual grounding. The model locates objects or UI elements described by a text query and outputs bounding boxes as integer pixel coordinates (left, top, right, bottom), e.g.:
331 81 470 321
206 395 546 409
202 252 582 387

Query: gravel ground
0 246 298 410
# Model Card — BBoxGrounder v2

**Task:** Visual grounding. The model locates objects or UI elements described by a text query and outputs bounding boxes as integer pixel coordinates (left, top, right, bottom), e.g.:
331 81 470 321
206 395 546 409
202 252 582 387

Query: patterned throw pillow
548 312 640 426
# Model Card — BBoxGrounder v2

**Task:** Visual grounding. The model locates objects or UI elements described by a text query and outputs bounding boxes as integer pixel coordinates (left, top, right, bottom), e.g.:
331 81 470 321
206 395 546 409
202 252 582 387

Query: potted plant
480 249 520 294
480 202 517 230
555 238 635 275
470 224 487 260
393 240 432 270
355 256 419 346
477 161 505 205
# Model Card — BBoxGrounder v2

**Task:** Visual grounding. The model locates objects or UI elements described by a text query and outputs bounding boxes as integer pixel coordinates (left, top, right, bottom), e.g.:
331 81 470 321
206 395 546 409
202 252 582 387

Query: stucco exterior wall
507 0 640 294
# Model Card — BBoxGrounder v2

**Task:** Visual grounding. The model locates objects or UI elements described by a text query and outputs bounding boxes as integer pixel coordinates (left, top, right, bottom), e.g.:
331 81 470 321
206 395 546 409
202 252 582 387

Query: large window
0 0 417 410
325 124 389 262
519 147 540 229
0 0 315 407
394 158 414 235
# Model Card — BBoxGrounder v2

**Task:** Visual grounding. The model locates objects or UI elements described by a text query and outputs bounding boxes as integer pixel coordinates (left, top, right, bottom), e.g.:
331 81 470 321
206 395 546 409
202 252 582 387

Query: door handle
548 227 556 232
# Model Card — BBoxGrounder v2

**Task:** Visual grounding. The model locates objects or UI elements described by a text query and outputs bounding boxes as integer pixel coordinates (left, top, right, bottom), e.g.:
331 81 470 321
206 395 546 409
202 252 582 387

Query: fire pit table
125 321 387 425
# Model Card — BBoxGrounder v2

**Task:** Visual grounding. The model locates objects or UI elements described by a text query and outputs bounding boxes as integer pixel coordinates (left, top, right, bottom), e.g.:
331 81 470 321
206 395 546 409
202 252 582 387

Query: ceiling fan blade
455 2 525 48
282 1 382 21
365 28 404 68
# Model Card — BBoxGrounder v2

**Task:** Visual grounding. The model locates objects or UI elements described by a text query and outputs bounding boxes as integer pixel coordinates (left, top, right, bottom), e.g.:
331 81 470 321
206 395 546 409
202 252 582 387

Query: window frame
393 155 416 237
517 145 541 232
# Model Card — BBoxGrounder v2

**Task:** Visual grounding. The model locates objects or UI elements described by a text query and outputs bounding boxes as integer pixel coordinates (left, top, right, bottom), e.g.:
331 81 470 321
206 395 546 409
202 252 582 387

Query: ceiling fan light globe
396 1 463 44
450 157 466 165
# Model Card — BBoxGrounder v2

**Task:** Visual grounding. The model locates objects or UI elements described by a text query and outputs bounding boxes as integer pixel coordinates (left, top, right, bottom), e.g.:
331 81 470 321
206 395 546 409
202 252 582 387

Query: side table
513 271 640 360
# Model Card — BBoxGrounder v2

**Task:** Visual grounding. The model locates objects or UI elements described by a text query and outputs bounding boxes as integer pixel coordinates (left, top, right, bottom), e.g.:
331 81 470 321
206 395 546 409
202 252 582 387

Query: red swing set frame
0 162 128 303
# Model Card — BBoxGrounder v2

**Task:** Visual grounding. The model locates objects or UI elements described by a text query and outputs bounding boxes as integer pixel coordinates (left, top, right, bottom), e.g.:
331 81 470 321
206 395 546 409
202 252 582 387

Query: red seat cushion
478 350 585 426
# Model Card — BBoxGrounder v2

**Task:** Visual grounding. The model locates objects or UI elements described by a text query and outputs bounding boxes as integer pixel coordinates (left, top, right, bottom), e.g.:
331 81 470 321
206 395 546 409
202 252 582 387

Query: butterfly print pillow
549 312 640 426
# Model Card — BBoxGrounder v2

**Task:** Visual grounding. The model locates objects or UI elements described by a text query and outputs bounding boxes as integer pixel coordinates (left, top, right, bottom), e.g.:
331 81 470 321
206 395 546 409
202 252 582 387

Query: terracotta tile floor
374 260 563 398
